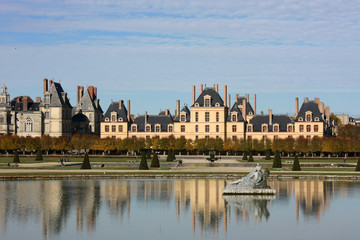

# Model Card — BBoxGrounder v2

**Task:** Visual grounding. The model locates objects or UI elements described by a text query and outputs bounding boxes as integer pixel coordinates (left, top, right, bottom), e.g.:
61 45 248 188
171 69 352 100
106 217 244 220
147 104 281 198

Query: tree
242 151 248 160
248 152 254 162
35 148 43 161
292 155 301 171
80 152 91 169
139 151 149 170
150 152 160 168
13 150 20 163
356 158 360 172
272 150 282 168
166 150 176 162
265 150 271 160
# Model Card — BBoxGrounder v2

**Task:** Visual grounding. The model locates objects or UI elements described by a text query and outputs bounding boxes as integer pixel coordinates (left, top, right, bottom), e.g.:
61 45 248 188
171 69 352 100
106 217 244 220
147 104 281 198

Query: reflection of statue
223 195 274 222
223 164 275 195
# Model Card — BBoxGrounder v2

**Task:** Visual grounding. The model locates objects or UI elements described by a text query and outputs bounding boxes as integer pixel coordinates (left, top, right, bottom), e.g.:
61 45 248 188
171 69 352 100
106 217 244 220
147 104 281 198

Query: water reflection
0 179 359 240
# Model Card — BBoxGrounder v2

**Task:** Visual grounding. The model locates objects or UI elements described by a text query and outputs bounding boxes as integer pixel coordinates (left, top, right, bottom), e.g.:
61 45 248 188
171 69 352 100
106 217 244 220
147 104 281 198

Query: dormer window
180 114 186 122
215 102 220 107
231 114 237 122
298 117 303 121
195 103 199 107
118 117 123 122
262 124 268 132
111 112 117 122
131 125 137 132
273 124 279 132
247 125 252 132
287 125 293 132
306 112 312 121
204 96 211 107
168 125 173 132
145 125 151 132
314 117 319 121
105 117 109 122
155 124 161 132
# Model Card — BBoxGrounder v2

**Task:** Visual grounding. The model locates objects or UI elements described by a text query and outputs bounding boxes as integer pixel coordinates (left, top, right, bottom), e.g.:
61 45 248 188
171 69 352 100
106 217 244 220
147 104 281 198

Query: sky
1 0 360 117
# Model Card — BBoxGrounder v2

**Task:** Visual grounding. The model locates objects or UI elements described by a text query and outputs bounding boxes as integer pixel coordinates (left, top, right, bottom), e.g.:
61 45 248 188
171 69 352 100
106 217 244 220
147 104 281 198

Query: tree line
1 134 360 156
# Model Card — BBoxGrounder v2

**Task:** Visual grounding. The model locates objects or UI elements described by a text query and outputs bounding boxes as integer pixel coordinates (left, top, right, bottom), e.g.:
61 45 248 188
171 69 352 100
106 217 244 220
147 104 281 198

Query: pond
0 179 359 240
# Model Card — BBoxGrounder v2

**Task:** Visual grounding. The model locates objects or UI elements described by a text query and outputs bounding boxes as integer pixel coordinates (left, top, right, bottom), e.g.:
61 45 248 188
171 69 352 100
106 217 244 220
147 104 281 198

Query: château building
100 84 333 141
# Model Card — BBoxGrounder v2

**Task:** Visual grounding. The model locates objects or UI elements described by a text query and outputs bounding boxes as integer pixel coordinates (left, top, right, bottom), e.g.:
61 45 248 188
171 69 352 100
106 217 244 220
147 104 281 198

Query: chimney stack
315 97 320 110
254 94 257 115
176 100 180 117
296 97 299 116
49 80 53 87
325 106 330 124
77 86 80 104
23 96 28 111
228 94 231 110
236 94 239 103
94 87 97 99
36 97 41 102
200 84 203 94
79 86 84 101
127 100 131 122
305 97 309 102
242 99 246 120
145 111 148 124
192 85 196 105
268 109 272 125
215 84 219 93
224 85 227 107
246 93 249 102
43 78 48 94
119 100 123 109
88 86 94 100
165 109 169 115
319 102 325 114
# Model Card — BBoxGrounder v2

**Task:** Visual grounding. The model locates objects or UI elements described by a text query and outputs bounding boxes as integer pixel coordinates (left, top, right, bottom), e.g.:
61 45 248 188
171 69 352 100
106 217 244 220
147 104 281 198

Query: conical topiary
272 150 282 168
166 150 176 162
150 153 160 168
13 151 20 163
35 148 43 161
265 150 271 160
139 151 149 170
248 152 254 162
292 155 301 171
146 151 151 159
356 158 360 172
242 152 248 160
81 152 91 169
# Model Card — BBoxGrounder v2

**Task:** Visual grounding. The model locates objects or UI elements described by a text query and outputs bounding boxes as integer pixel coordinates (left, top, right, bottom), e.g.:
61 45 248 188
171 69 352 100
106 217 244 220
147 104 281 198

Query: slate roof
235 96 254 115
295 101 324 122
72 111 89 122
249 114 292 132
77 88 103 113
47 82 72 108
174 106 190 122
133 114 174 132
193 87 224 107
10 97 40 112
103 101 129 122
227 104 245 122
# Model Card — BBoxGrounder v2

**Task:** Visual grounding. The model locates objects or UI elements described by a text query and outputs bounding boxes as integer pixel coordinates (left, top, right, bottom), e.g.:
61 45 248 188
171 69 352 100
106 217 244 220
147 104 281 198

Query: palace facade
100 84 333 141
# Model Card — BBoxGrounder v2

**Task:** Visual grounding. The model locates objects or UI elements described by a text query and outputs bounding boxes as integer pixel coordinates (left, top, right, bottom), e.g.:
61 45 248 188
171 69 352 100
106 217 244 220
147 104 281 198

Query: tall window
195 112 198 122
105 125 109 132
24 117 33 132
112 125 116 132
232 125 237 132
306 113 312 121
314 125 319 132
273 125 279 132
195 125 198 132
247 125 252 132
306 125 311 132
118 125 123 132
145 125 151 132
216 112 219 122
155 125 161 132
205 112 210 122
232 136 237 141
204 98 210 107
299 125 304 132
232 114 237 121
288 125 293 132
307 135 311 142
181 125 185 132
216 125 219 132
205 125 210 132
262 125 268 132
131 125 137 132
180 114 186 122
168 125 173 132
111 114 116 122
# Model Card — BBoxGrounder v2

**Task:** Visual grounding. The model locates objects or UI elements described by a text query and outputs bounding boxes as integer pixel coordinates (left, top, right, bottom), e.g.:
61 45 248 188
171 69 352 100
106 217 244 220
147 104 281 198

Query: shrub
13 151 20 163
242 152 248 160
35 148 43 161
81 153 91 169
356 158 360 172
292 155 301 171
166 150 176 162
139 151 149 170
272 150 282 168
150 153 160 168
265 150 271 160
248 152 254 162
146 151 151 159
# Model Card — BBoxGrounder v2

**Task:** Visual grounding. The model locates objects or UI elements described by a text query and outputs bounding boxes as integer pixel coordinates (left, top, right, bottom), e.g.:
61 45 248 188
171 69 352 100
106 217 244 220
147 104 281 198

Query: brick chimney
176 100 180 117
165 109 169 115
77 86 80 104
319 102 325 114
254 94 257 115
88 86 94 100
43 78 48 94
246 93 249 102
49 80 53 87
228 94 231 109
119 100 123 109
127 100 131 122
295 97 299 116
23 96 28 111
94 87 97 99
36 97 41 102
79 86 84 101
215 84 219 93
305 97 309 102
224 85 227 107
145 111 148 124
192 85 195 105
200 84 203 94
268 109 272 125
242 99 246 120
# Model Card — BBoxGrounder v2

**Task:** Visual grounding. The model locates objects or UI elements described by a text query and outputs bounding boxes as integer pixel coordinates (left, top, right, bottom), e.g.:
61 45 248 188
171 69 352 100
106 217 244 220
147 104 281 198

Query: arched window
24 117 33 132
111 114 116 122
204 98 210 107
232 114 237 121
131 125 137 132
168 125 173 132
155 125 161 132
287 125 293 132
145 125 151 132
306 113 312 121
273 125 279 132
247 125 252 132
262 125 268 132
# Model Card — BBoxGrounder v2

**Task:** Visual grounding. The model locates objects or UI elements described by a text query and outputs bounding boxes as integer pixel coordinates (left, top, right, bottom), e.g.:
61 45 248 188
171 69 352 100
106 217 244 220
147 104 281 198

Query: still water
0 179 359 240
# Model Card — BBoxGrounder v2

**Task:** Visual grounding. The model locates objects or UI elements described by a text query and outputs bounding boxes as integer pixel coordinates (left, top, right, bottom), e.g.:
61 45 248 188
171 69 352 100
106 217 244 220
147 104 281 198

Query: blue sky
1 0 360 116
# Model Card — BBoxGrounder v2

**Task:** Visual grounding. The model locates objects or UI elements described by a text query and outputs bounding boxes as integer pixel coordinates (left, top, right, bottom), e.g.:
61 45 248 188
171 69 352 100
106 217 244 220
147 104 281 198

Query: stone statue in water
223 164 275 194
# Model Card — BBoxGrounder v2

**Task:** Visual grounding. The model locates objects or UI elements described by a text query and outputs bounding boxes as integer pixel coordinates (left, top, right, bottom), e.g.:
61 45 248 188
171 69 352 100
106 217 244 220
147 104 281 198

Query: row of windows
247 125 294 132
299 124 319 132
298 113 319 122
105 125 124 132
193 112 220 122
